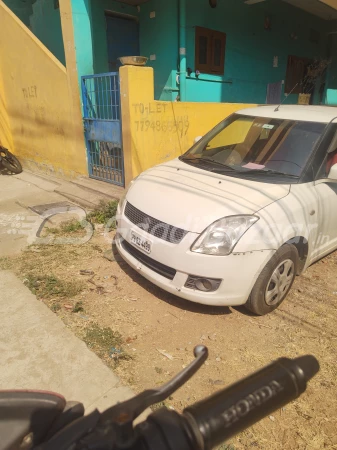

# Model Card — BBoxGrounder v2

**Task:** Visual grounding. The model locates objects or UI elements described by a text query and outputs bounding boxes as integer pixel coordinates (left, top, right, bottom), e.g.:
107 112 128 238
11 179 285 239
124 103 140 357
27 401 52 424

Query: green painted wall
86 0 176 99
30 0 65 65
71 0 94 83
325 33 337 105
90 0 139 74
7 0 336 105
139 0 332 104
139 0 179 101
4 0 65 65
327 34 337 88
3 0 33 27
187 0 329 104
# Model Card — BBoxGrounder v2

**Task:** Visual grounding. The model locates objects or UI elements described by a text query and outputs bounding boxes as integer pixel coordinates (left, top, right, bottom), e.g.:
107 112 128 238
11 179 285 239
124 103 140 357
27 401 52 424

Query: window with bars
195 27 226 75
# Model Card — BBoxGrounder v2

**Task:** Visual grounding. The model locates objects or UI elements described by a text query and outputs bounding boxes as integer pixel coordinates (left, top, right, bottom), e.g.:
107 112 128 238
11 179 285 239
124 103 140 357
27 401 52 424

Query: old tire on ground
245 244 298 316
1 150 22 174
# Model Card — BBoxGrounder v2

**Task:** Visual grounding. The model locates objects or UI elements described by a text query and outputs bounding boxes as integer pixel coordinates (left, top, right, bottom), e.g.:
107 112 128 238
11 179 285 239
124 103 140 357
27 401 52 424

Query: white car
116 105 337 315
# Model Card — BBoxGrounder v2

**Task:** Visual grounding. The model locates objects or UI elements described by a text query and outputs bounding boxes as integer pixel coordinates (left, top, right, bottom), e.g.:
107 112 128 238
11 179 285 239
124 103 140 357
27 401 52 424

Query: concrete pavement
0 171 124 257
0 271 135 412
0 172 138 415
0 175 71 256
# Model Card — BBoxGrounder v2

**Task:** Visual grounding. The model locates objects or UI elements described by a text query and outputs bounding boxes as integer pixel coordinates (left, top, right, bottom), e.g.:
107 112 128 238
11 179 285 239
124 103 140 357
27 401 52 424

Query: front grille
121 240 177 280
124 202 187 244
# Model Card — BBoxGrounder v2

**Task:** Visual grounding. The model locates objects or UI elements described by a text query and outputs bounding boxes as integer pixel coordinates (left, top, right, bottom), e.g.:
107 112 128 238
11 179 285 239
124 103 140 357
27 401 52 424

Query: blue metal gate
81 73 124 186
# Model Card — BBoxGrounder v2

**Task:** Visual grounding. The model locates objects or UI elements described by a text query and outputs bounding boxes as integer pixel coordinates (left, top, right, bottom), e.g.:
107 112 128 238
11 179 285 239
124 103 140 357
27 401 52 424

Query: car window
316 150 337 179
266 122 324 176
206 117 254 150
185 114 326 178
314 126 337 180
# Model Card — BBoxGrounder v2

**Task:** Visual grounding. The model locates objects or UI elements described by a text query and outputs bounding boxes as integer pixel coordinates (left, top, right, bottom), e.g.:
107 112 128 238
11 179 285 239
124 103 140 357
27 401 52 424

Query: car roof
236 105 337 124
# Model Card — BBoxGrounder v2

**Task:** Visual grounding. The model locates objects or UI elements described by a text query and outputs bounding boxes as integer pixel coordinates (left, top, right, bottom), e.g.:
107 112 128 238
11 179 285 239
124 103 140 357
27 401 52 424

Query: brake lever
99 346 208 445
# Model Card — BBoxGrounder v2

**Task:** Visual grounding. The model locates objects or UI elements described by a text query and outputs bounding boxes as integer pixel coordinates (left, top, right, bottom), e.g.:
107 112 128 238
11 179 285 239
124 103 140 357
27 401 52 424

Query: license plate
130 230 152 254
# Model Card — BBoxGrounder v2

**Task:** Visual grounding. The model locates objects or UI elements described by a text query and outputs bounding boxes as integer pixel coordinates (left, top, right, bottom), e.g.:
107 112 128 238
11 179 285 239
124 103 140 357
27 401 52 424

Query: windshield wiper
201 157 238 171
239 168 300 179
181 157 300 178
180 156 237 171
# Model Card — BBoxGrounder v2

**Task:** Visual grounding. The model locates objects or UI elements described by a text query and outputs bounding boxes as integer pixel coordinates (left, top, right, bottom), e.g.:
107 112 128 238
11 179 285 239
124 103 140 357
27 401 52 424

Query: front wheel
1 150 22 174
245 244 298 316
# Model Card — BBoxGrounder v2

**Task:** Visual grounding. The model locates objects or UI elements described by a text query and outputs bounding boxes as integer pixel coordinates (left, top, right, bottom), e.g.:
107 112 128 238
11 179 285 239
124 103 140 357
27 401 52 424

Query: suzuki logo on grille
142 216 152 232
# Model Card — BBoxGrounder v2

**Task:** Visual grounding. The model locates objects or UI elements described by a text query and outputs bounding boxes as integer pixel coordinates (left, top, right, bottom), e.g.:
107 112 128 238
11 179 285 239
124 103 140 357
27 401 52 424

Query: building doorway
105 13 140 72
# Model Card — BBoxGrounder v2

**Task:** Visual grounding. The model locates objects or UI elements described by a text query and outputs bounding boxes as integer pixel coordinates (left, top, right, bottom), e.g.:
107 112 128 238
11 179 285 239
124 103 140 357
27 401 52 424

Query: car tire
1 150 22 174
245 244 298 316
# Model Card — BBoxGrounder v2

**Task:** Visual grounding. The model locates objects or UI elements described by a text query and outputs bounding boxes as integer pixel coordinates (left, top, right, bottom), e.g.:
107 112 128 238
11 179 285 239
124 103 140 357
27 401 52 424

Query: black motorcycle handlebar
0 349 319 450
145 355 319 450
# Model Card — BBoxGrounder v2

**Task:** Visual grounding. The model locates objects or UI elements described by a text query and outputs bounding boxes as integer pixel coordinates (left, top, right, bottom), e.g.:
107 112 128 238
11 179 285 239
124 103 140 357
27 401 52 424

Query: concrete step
14 170 124 210
14 171 61 192
70 177 124 201
54 185 102 209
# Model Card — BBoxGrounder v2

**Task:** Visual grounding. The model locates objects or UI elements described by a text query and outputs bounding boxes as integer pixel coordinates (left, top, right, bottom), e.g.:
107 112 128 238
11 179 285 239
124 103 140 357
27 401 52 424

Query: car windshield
181 114 326 179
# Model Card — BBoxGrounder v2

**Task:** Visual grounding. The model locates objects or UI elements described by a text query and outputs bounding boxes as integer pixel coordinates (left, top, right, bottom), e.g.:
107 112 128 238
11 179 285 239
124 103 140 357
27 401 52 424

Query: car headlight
191 215 259 256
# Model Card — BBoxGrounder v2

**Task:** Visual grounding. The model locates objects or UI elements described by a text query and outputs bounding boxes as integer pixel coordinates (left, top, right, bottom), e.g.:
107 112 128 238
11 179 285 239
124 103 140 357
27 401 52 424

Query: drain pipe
179 0 187 101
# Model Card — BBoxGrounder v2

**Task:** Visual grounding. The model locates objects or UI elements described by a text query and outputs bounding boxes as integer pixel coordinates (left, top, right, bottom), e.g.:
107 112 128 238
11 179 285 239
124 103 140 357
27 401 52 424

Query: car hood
126 159 290 233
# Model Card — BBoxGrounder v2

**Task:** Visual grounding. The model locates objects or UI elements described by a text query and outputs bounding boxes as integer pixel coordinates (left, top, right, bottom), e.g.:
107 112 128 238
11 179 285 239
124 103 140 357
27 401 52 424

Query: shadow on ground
0 165 17 176
112 245 233 317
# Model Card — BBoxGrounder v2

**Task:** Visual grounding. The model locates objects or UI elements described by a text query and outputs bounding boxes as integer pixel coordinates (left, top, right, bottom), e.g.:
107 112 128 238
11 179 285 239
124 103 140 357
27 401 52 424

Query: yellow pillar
119 65 154 186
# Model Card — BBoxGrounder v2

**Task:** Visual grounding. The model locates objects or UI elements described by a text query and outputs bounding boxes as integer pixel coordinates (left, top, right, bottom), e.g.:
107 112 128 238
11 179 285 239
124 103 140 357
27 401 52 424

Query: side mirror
194 136 203 144
328 163 337 181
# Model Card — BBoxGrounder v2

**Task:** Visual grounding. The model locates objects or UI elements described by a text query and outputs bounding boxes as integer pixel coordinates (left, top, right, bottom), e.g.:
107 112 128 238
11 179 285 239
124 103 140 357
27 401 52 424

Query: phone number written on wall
133 103 190 137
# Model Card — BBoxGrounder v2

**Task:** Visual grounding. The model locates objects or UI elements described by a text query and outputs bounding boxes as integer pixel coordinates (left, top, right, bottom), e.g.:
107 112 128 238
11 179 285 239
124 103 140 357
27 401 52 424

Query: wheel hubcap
265 259 295 306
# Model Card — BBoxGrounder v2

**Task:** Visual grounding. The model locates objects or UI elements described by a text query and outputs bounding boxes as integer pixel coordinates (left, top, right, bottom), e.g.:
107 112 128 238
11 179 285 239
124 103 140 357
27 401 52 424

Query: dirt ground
1 226 336 449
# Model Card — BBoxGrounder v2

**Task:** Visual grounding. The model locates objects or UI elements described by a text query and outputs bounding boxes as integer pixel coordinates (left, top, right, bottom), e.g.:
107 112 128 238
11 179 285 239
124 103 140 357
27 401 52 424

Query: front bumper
116 213 275 307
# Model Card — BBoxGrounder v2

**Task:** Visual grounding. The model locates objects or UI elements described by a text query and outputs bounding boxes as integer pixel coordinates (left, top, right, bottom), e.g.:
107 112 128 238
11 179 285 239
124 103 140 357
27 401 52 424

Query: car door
311 154 337 261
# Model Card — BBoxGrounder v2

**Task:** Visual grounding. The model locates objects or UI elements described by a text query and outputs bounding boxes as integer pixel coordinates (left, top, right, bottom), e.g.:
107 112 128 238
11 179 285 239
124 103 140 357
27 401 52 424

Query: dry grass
83 323 132 366
45 219 84 235
5 238 131 368
2 233 336 449
0 257 14 270
72 301 85 313
24 273 83 299
87 200 118 229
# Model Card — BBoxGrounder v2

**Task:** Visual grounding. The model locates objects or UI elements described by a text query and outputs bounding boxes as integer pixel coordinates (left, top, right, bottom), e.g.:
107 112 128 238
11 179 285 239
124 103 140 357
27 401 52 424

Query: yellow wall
120 66 256 185
0 68 14 151
0 1 87 179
